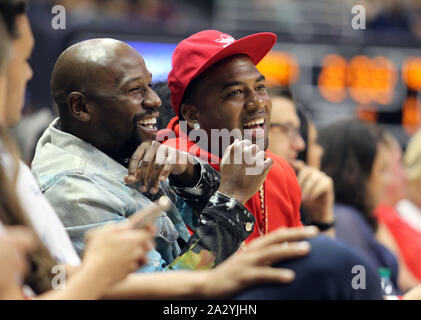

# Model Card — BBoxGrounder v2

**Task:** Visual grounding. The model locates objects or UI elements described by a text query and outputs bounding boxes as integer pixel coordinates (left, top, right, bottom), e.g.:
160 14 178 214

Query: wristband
311 220 335 231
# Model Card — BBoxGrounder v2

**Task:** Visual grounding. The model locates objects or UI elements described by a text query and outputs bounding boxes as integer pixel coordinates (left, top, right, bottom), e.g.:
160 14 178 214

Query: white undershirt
396 199 421 234
0 145 81 266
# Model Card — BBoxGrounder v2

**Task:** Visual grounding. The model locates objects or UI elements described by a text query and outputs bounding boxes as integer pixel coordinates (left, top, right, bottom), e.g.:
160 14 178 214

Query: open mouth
243 118 265 131
137 117 158 132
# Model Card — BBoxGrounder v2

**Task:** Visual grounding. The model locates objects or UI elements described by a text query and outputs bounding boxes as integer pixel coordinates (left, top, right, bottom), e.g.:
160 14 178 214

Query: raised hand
124 141 197 194
218 139 273 204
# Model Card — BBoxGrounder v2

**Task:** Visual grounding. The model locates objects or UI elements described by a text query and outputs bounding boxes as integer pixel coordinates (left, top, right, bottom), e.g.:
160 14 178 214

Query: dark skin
51 39 274 203
51 39 199 193
181 54 272 159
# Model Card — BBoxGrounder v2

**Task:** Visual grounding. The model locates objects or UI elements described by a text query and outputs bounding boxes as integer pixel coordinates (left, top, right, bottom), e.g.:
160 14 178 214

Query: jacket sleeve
164 161 256 269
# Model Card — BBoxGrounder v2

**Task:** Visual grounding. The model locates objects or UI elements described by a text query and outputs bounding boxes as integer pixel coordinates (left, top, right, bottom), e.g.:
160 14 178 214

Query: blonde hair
403 129 421 181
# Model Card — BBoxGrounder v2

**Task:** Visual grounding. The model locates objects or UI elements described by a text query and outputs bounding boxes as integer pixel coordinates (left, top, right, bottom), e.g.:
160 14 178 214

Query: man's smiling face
185 55 272 157
75 41 162 160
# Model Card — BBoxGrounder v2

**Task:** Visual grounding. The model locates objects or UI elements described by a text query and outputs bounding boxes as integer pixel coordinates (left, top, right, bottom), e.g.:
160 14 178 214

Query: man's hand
218 139 273 204
124 141 198 194
202 226 319 298
291 160 334 224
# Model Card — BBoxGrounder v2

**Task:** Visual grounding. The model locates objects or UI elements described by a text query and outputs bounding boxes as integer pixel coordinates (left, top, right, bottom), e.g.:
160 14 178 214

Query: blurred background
12 0 421 162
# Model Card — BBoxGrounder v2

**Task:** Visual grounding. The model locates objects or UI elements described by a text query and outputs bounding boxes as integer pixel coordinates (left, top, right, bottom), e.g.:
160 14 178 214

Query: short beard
114 128 142 167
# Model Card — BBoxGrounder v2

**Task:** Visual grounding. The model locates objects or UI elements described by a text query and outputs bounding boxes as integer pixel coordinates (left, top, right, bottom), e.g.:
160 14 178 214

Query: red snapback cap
168 30 277 115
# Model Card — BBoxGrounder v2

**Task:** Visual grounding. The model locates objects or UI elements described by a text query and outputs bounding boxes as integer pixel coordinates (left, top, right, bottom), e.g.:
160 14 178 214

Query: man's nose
293 133 306 152
245 89 265 112
143 87 161 109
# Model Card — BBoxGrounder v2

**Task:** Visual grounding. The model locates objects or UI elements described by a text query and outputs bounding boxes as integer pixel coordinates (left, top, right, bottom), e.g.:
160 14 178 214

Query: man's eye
257 84 266 90
228 89 242 97
129 87 140 92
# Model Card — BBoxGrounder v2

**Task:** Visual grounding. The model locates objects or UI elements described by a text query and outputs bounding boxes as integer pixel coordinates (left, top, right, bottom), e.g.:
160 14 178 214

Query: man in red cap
160 30 302 242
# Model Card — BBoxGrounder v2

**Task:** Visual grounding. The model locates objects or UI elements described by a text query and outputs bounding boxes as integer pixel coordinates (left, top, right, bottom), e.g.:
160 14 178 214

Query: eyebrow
221 75 266 91
121 73 153 87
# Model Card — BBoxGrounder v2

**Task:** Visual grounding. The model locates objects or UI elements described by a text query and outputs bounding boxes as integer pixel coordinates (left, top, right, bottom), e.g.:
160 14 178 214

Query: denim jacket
31 118 255 272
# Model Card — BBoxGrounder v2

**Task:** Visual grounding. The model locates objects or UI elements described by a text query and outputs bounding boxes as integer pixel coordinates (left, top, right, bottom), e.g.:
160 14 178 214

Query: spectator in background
319 118 401 296
296 107 324 170
266 86 334 235
374 132 421 291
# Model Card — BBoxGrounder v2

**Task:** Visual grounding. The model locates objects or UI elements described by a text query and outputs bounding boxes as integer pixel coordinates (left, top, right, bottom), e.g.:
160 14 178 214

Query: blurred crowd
29 0 212 32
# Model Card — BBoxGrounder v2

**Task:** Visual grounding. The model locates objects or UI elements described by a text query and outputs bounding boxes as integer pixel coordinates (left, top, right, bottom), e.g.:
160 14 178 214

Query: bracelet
311 220 335 231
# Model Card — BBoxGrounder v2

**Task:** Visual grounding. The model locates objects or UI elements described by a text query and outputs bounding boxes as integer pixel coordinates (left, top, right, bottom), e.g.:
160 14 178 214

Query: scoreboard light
402 96 421 134
348 56 397 105
402 57 421 91
318 54 348 103
256 51 299 87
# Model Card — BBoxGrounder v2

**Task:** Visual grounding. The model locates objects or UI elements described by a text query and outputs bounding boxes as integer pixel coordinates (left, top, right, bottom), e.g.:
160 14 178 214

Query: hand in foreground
202 226 319 298
0 226 37 296
82 203 161 287
219 139 273 204
124 141 196 194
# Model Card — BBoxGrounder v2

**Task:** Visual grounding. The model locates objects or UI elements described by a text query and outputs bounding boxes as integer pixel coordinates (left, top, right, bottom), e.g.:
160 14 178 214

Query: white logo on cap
215 34 235 48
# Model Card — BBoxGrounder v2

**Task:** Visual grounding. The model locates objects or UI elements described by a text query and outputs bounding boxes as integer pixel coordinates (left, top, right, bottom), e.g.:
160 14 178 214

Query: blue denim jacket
31 118 255 272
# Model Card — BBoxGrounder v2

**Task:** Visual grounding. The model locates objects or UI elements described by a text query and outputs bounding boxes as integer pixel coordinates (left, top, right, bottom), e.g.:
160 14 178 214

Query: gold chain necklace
239 183 266 250
259 184 267 235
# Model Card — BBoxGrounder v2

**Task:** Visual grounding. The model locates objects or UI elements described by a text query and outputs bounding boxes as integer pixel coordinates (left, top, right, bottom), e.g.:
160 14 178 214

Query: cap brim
193 32 277 81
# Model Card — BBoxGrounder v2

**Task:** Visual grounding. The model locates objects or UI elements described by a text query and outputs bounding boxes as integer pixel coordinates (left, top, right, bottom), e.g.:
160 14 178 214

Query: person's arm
0 227 36 300
376 222 419 291
43 174 168 272
103 226 318 299
36 216 156 300
126 140 273 269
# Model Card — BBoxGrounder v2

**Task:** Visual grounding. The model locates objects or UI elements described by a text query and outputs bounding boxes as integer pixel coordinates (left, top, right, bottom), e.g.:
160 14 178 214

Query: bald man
31 38 273 272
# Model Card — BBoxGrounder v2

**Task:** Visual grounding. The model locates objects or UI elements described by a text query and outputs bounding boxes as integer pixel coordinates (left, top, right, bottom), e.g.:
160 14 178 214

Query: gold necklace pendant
259 184 267 235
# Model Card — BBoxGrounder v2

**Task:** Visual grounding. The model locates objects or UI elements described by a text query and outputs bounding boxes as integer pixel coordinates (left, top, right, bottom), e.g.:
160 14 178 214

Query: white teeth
244 118 264 127
137 117 157 126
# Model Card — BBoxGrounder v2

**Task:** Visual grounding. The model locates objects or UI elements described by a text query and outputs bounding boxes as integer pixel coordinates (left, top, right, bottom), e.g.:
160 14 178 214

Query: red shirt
159 117 302 243
375 204 421 282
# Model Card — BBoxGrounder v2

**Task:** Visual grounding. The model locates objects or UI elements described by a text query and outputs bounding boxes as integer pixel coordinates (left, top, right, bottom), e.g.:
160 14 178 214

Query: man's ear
66 92 90 122
180 103 200 129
